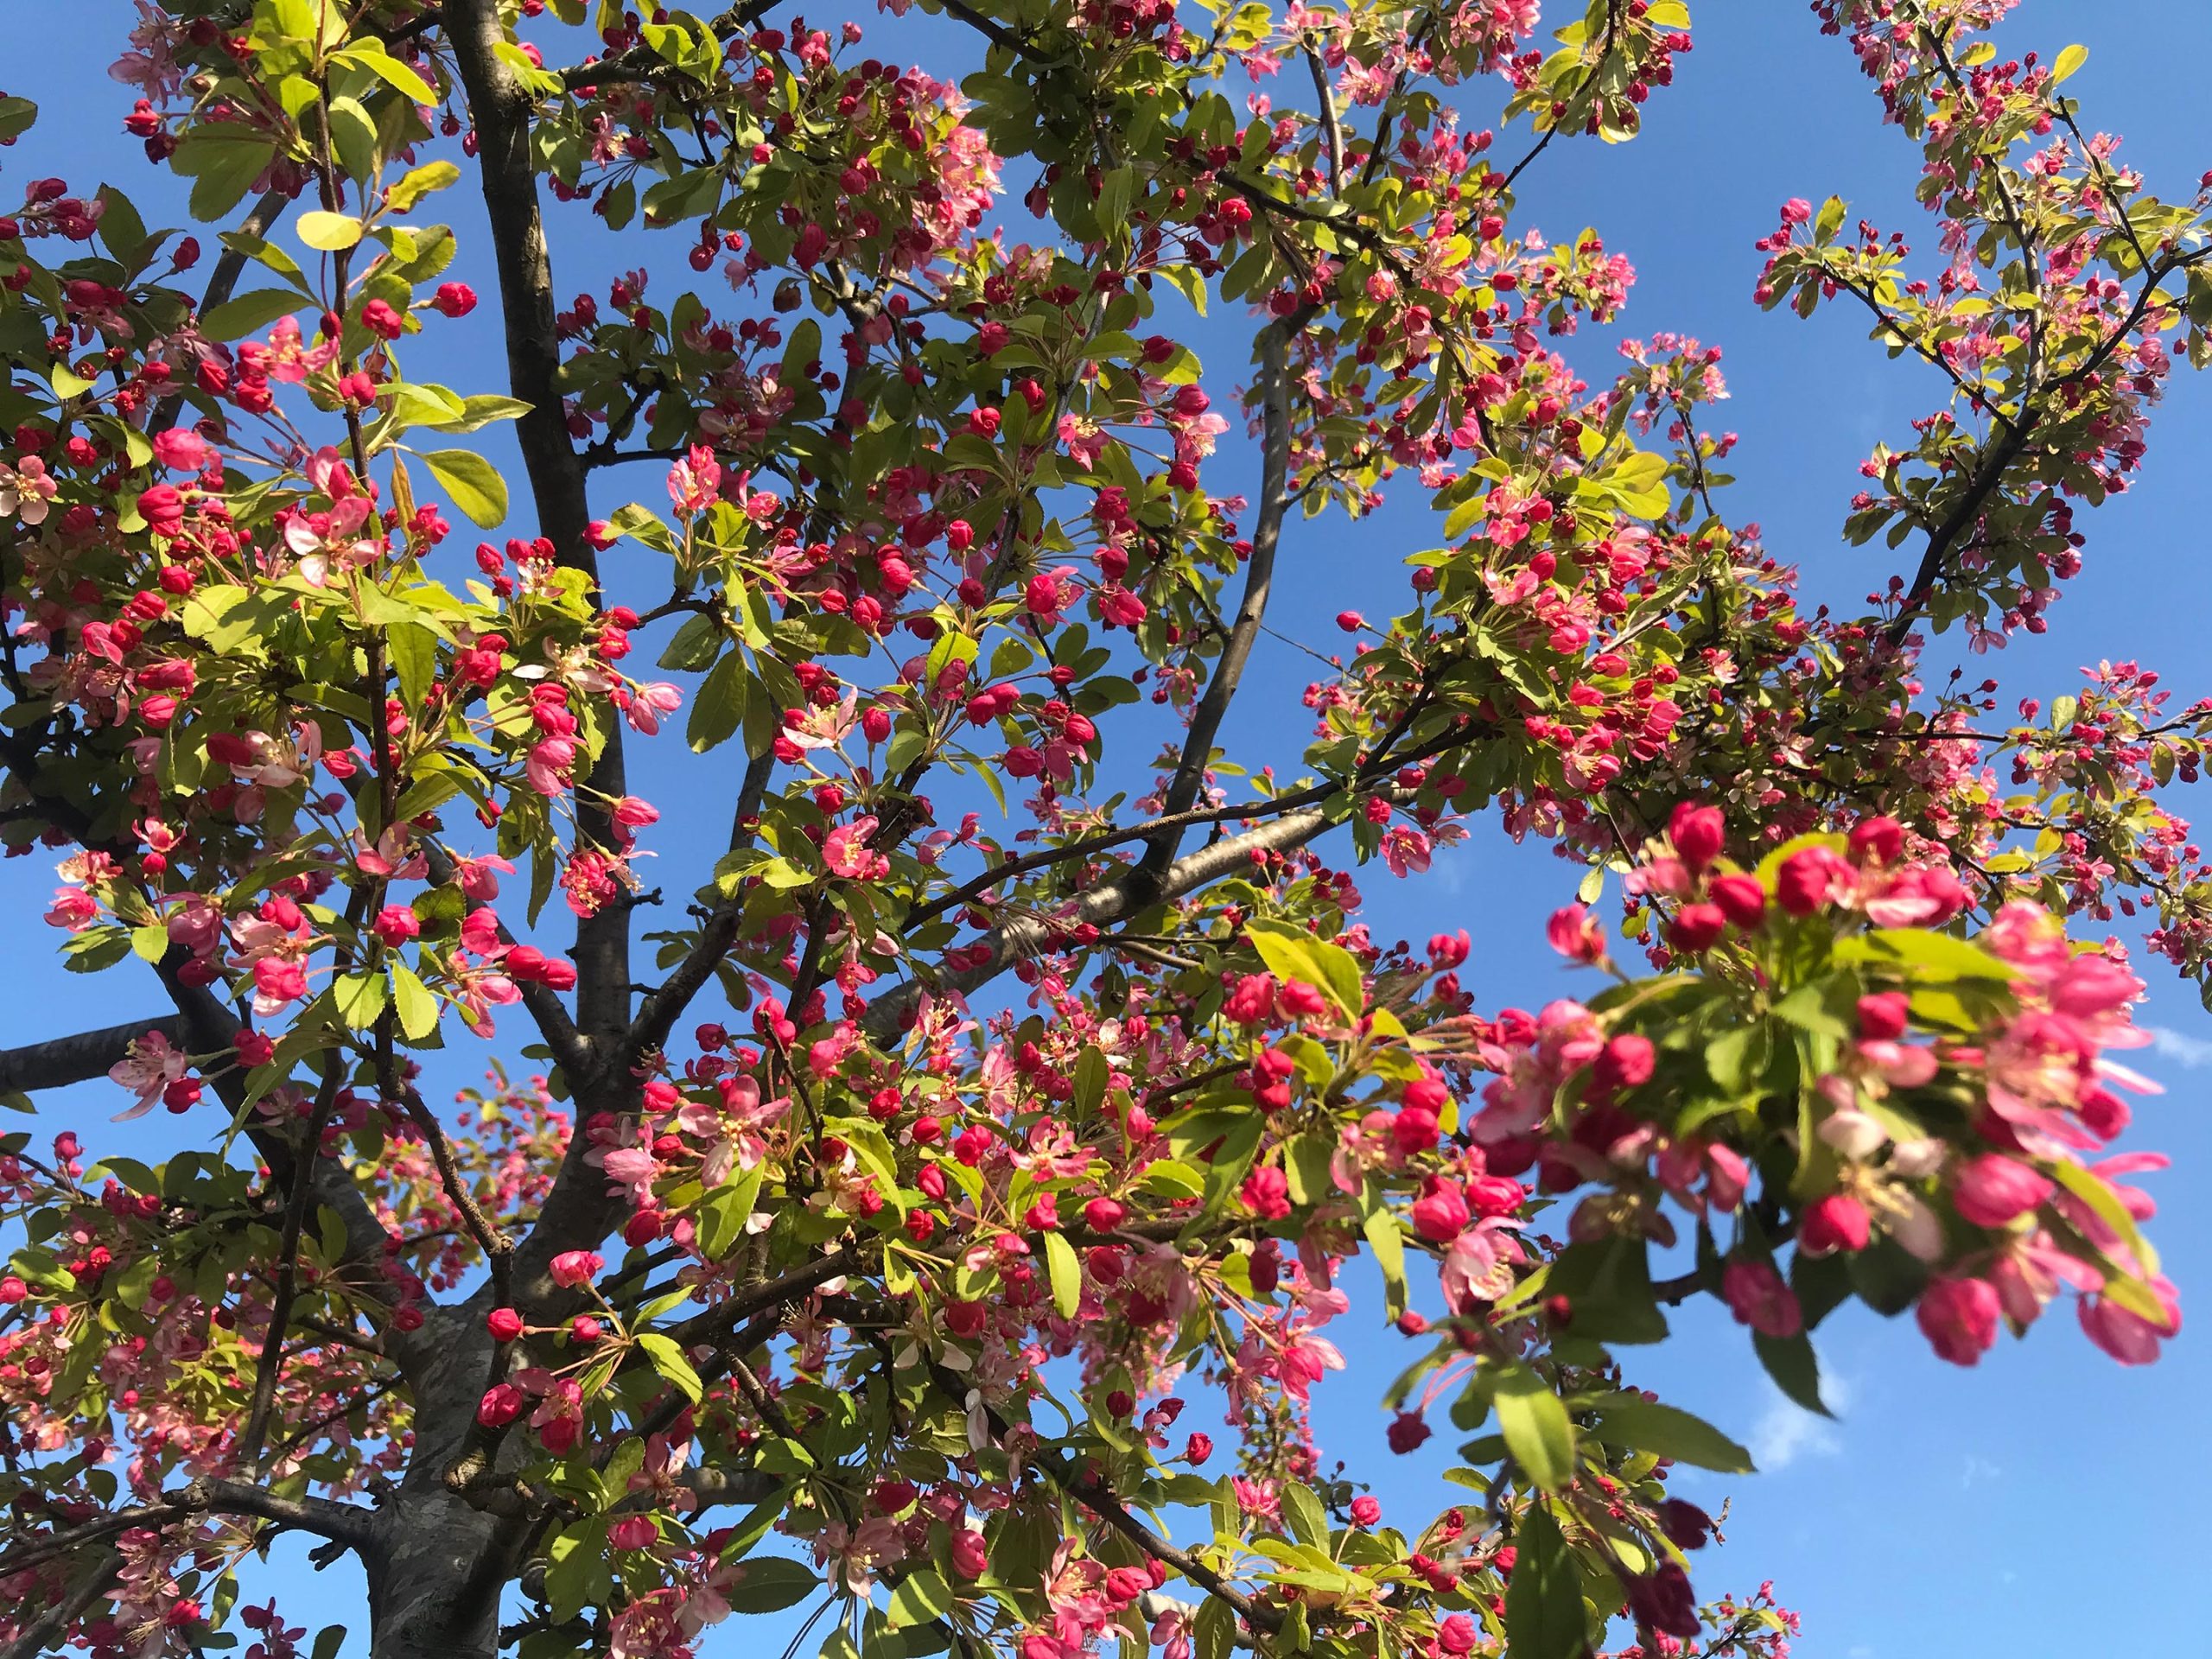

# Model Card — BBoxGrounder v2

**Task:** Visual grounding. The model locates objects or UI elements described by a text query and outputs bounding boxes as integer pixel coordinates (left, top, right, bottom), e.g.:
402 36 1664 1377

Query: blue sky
4 2 2210 1652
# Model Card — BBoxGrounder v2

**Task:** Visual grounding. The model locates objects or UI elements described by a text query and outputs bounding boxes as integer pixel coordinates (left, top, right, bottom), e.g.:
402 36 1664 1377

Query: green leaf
658 613 725 671
696 1161 766 1261
1072 1044 1109 1117
1588 1397 1755 1473
385 160 460 213
1246 919 1363 1020
688 652 749 752
334 971 389 1032
545 1518 612 1621
1362 1205 1407 1320
722 1555 819 1614
1752 1330 1829 1416
608 502 679 555
199 288 306 341
385 619 437 712
423 393 533 435
345 43 441 106
296 210 364 251
0 98 36 148
1192 1597 1234 1659
422 448 508 528
1504 1505 1587 1659
2050 42 2088 84
1493 1362 1575 1492
1044 1230 1083 1319
1838 929 2013 982
391 962 440 1041
887 1566 951 1629
636 1332 703 1402
309 1626 346 1659
1278 1481 1328 1549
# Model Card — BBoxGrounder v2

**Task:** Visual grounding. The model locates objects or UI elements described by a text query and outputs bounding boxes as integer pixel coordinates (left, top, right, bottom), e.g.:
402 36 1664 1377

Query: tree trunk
365 1490 510 1659
366 1307 516 1659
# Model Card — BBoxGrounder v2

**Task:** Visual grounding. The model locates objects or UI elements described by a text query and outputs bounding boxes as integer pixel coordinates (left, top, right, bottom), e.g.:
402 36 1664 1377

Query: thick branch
0 1478 376 1581
0 1016 183 1095
672 1465 780 1509
0 1550 118 1659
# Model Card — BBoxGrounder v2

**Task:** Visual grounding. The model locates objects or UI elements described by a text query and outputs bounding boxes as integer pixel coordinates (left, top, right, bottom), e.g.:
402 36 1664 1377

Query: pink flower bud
1951 1154 2054 1229
1592 1033 1656 1094
1856 990 1910 1040
1799 1192 1872 1255
1669 902 1727 953
1410 1179 1470 1243
1847 814 1904 866
486 1306 524 1343
1776 846 1852 916
548 1249 603 1288
1916 1274 2000 1366
476 1382 525 1427
950 1529 989 1580
1709 873 1766 929
1668 802 1726 869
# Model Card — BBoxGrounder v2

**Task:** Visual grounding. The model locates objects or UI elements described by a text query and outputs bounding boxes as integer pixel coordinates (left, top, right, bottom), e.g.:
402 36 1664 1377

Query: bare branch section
0 1477 377 1583
1142 319 1300 880
0 1016 183 1095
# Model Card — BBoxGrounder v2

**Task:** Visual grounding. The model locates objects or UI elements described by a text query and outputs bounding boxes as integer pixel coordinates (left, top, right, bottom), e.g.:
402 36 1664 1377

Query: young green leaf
1588 1397 1756 1473
423 448 509 528
1492 1361 1576 1492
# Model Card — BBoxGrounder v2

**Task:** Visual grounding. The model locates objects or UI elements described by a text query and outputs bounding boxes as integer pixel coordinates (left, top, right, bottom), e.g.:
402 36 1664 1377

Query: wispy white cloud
1747 1370 1851 1472
1961 1454 2002 1489
2149 1026 2212 1069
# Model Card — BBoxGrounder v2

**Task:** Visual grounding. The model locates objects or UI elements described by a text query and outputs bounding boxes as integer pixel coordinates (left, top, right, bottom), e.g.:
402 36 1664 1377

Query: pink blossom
1916 1275 2001 1366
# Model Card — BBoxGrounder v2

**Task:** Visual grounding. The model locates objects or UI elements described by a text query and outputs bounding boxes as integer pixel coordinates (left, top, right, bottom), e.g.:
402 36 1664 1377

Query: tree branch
864 793 1350 1046
0 1549 119 1659
0 1478 377 1581
624 749 778 1063
922 1358 1279 1633
1141 318 1301 880
238 1067 345 1473
444 0 632 1055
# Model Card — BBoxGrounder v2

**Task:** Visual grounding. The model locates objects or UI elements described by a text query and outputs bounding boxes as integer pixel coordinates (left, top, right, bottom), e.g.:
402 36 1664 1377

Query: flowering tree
0 0 2200 1654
